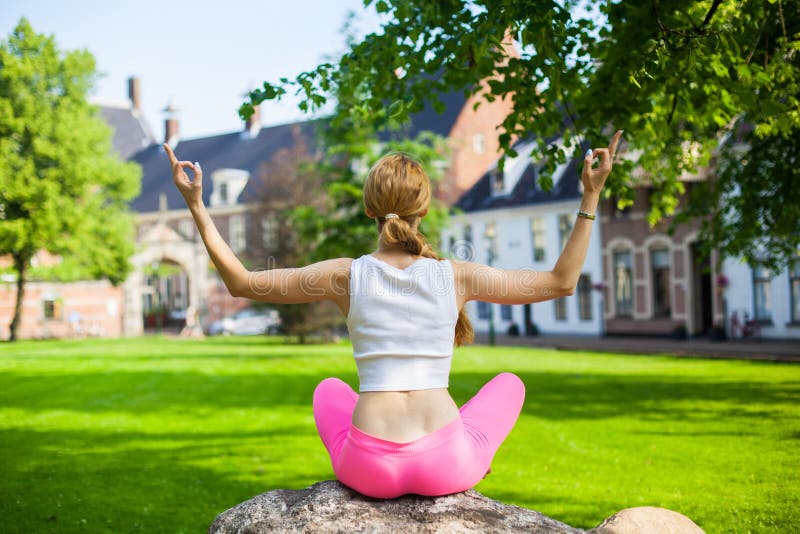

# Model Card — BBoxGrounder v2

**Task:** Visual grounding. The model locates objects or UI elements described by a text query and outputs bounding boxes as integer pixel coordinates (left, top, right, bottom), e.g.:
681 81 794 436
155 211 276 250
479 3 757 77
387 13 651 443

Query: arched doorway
142 259 191 332
122 221 209 336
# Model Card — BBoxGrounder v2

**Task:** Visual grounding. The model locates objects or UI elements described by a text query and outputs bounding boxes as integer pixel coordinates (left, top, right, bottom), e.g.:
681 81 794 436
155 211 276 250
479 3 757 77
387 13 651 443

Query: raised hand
164 143 203 206
581 130 623 195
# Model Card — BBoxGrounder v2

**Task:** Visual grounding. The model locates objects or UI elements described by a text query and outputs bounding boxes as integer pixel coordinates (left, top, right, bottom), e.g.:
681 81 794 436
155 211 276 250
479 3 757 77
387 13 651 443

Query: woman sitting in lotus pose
164 129 621 498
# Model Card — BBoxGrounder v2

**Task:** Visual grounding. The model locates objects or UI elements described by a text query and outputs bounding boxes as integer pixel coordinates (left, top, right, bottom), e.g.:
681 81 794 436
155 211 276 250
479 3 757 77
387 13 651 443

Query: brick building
598 184 722 337
0 74 515 339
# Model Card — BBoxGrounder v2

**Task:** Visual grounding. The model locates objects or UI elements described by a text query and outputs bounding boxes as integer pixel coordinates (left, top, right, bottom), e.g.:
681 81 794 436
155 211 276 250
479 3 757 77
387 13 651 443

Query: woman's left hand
581 130 623 195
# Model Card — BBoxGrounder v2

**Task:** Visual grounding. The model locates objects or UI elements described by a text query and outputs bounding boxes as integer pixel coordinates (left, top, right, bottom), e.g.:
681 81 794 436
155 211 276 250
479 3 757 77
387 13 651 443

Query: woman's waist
352 389 460 443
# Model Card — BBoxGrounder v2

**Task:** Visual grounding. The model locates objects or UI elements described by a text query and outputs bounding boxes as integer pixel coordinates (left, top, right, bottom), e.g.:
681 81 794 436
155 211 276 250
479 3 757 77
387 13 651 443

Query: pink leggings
312 373 525 499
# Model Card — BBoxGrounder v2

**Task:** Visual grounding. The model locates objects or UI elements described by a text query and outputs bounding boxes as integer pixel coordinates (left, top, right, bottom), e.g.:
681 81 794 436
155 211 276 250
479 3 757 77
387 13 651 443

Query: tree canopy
242 0 800 270
0 19 141 340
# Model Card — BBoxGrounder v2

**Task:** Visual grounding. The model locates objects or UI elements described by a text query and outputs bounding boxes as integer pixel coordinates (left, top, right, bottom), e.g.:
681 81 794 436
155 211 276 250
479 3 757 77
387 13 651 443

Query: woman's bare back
343 250 461 442
352 389 461 442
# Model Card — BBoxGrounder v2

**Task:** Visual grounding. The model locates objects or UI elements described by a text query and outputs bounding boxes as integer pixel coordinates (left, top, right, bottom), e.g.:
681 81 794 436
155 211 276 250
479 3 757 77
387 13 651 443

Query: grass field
1 336 798 533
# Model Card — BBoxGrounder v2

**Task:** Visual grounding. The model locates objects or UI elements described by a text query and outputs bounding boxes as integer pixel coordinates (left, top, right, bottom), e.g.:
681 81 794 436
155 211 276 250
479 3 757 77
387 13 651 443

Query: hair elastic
384 213 399 220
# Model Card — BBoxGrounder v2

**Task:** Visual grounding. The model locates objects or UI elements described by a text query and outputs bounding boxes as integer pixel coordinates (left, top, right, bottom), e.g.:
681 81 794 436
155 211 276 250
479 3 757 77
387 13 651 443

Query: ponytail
378 216 474 347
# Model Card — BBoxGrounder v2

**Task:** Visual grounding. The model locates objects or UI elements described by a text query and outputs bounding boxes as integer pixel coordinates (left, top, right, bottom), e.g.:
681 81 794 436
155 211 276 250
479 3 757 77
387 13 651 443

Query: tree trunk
9 254 28 342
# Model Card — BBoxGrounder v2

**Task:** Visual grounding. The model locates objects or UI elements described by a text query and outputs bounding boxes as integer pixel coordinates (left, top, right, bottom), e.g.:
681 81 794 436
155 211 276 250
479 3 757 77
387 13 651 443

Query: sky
0 0 385 140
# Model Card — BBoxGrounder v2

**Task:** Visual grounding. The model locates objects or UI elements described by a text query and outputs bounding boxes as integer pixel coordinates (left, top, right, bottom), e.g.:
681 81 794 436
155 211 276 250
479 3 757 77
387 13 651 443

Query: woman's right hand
581 130 623 195
164 143 203 207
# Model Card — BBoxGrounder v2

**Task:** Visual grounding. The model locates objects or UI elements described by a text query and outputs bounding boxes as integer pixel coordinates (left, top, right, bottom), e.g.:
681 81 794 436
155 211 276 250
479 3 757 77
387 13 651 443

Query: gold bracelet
576 210 596 220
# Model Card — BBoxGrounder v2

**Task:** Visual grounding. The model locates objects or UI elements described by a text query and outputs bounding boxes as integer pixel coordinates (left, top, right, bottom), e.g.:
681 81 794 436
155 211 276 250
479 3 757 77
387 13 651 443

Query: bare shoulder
449 259 490 277
314 257 353 269
311 257 353 282
448 258 490 287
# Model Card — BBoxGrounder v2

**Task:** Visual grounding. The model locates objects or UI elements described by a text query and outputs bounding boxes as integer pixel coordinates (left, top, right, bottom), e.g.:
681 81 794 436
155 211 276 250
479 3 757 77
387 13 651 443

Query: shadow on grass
453 371 800 423
0 370 360 413
0 425 330 533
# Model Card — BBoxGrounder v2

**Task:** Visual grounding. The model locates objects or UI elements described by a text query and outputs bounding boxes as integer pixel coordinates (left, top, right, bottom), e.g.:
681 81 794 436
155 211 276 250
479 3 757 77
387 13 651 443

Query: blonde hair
363 153 474 347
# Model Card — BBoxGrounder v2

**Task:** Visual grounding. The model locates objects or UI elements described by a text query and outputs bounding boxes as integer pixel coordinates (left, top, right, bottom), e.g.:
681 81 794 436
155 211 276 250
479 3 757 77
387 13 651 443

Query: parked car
207 308 281 336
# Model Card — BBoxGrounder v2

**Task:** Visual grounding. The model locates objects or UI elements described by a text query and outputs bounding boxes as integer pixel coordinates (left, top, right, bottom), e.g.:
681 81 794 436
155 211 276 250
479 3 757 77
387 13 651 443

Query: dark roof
378 88 467 141
128 120 321 213
454 138 586 213
98 105 156 160
126 83 469 213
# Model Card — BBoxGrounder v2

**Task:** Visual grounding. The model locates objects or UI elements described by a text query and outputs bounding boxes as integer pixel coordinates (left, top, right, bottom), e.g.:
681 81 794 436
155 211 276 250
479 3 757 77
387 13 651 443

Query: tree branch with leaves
241 0 800 270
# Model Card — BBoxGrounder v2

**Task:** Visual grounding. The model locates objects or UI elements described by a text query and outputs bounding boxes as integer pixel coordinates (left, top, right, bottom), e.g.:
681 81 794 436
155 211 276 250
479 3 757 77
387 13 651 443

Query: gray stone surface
208 480 582 534
208 480 705 534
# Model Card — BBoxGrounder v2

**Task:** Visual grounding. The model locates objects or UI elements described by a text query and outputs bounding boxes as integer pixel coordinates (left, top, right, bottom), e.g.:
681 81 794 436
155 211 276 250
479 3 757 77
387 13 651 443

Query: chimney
242 85 262 137
128 76 141 111
162 101 179 145
245 103 261 134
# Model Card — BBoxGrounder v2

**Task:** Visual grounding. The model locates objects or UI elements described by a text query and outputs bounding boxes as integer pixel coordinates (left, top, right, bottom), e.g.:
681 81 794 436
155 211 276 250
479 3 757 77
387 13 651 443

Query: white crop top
346 254 459 392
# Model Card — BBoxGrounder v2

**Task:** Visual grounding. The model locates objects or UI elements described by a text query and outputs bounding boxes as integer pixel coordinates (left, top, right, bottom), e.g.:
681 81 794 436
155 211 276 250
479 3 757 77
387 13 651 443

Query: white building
441 140 604 337
722 257 800 340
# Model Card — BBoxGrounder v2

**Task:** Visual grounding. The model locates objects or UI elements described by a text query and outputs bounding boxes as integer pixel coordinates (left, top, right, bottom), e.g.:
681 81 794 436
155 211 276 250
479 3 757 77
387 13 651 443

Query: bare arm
163 144 351 310
454 131 623 307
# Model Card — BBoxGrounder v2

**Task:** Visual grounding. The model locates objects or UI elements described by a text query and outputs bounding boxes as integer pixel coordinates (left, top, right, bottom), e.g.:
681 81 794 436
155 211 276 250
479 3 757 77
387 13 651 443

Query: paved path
473 333 800 362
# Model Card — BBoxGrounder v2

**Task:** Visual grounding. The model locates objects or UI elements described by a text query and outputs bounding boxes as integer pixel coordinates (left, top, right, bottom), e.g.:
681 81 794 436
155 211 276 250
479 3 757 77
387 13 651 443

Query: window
463 224 472 244
752 265 772 322
262 215 278 250
558 214 573 251
578 274 592 320
491 169 505 195
651 248 671 317
477 301 491 320
501 304 512 321
530 217 546 262
554 298 567 321
230 214 246 253
43 297 61 320
211 169 250 207
613 250 633 317
484 222 498 263
791 258 800 323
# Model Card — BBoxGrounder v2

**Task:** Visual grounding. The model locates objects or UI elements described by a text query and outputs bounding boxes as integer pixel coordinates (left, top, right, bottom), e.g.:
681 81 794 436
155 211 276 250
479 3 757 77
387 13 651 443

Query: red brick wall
601 184 709 336
0 280 123 340
437 38 520 205
439 87 516 205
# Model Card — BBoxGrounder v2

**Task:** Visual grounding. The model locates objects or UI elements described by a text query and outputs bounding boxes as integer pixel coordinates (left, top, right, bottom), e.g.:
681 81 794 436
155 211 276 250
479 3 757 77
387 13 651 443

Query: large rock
208 480 703 534
591 506 704 534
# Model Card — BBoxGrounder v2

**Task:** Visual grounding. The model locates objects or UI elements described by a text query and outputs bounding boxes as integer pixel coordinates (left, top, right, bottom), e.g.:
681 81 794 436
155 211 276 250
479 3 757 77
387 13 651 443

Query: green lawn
1 336 798 533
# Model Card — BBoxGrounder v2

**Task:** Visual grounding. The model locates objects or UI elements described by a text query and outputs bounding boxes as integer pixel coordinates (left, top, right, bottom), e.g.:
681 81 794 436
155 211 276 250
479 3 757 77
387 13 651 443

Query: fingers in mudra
163 143 202 202
582 130 623 193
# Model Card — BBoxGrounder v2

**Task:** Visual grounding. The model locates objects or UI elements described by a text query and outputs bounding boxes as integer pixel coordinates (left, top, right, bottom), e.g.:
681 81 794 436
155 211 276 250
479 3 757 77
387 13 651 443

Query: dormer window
210 169 250 207
489 140 537 197
491 169 505 195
